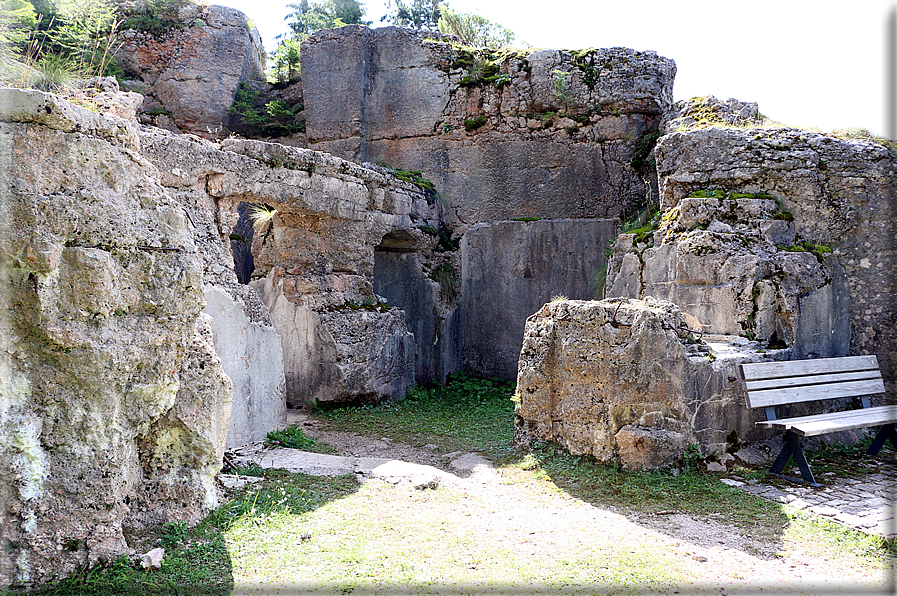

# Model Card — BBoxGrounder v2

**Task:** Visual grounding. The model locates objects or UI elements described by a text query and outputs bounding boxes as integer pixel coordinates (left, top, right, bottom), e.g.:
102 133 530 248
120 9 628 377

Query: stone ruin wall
516 120 897 467
650 126 897 396
3 10 897 588
0 88 234 586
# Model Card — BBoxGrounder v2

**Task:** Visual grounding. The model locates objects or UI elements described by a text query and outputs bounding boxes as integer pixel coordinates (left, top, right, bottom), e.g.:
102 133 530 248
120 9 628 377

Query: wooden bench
740 355 897 486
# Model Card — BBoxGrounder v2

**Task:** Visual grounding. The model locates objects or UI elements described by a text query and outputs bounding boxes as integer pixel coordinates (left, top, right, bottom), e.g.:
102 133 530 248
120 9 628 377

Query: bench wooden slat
744 370 882 391
745 378 885 408
740 355 879 381
757 405 897 436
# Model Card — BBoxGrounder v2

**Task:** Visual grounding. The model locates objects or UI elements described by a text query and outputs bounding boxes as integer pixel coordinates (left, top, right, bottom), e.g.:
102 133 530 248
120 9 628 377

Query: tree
437 6 514 48
381 0 442 31
270 36 301 82
0 0 37 48
284 0 369 40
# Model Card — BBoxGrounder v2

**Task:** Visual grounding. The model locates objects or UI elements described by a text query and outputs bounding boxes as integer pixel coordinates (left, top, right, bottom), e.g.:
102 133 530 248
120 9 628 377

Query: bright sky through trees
220 0 896 137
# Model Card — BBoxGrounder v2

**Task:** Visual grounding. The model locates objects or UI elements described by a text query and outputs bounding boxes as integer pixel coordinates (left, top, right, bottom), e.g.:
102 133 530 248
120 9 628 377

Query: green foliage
463 114 487 131
264 425 334 452
39 0 123 78
0 0 36 48
551 69 571 107
228 81 304 137
428 264 458 302
269 36 301 82
30 52 79 89
436 6 514 48
620 205 661 245
687 189 726 199
777 241 832 262
571 48 602 90
511 217 540 222
285 0 369 39
630 124 660 172
232 462 266 477
381 0 442 30
388 167 440 204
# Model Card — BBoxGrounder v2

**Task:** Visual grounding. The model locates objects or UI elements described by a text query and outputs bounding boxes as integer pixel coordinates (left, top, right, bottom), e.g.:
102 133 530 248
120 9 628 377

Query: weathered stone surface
661 95 761 134
653 128 897 397
607 192 852 361
204 286 285 449
374 249 459 384
301 26 676 224
513 298 775 464
117 4 265 137
461 219 618 380
140 133 442 406
0 88 230 587
615 426 688 471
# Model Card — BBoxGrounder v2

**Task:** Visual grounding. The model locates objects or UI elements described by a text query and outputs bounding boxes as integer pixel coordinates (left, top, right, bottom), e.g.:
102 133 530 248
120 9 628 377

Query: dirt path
236 411 892 594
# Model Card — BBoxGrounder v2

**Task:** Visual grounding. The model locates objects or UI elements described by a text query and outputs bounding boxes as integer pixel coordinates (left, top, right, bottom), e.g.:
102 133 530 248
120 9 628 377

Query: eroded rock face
116 4 265 137
651 127 897 395
606 192 851 359
513 298 771 468
0 88 231 586
139 134 442 407
302 26 676 224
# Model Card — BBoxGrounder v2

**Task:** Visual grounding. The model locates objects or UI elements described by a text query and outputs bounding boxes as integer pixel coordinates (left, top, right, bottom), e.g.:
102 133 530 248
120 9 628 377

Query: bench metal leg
867 423 897 456
769 430 822 487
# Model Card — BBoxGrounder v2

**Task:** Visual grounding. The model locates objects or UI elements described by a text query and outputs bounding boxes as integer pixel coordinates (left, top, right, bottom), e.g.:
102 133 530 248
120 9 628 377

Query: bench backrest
740 355 884 409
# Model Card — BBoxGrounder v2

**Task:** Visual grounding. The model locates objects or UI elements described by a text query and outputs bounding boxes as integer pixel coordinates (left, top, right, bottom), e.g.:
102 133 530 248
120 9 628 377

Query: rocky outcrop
606 192 851 359
301 26 676 224
139 134 444 406
117 4 265 137
650 127 896 396
513 298 774 467
0 87 232 586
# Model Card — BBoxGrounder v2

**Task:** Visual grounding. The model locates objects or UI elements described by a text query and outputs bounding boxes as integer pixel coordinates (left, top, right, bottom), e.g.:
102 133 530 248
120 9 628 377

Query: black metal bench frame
740 355 897 487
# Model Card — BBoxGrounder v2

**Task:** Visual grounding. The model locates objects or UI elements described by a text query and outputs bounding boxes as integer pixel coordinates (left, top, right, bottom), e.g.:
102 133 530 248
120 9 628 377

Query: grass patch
316 372 516 458
264 425 335 453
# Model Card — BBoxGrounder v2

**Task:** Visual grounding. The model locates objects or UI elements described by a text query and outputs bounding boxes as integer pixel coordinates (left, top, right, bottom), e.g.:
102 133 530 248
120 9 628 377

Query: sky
217 0 897 138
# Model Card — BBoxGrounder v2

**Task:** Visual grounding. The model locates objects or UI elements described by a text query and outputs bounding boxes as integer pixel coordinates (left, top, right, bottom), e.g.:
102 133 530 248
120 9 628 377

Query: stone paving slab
724 458 896 539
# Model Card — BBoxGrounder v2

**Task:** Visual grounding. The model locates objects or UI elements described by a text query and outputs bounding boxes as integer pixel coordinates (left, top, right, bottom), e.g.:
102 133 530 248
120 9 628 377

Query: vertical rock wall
301 26 676 224
0 88 232 586
460 219 618 380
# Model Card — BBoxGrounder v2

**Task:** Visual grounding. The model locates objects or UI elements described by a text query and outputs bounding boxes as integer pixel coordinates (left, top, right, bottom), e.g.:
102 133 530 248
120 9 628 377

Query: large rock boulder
116 4 266 137
0 87 231 586
513 298 772 467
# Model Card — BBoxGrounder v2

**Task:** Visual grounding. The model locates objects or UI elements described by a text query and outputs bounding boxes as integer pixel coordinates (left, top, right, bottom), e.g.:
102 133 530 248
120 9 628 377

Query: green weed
264 425 334 453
